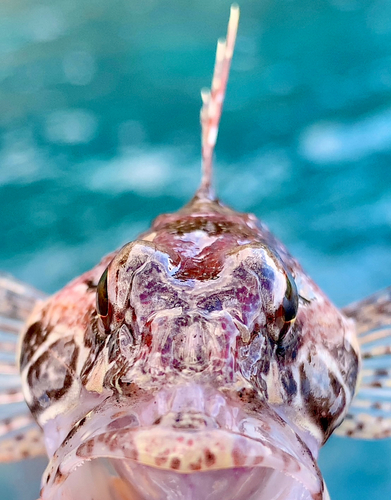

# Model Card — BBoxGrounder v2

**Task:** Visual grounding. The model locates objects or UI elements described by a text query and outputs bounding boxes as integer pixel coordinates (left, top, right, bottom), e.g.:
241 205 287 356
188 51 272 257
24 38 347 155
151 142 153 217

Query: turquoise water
1 0 391 498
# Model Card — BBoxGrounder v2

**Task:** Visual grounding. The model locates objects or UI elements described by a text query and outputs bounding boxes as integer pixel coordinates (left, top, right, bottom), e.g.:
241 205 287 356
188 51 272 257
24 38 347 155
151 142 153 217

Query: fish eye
283 273 298 323
275 273 298 348
96 267 110 329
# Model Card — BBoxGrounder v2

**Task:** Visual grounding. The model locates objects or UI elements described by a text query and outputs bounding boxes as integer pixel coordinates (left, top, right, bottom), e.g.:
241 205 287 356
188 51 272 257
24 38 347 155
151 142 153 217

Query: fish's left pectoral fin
337 289 391 438
335 325 391 438
342 285 391 335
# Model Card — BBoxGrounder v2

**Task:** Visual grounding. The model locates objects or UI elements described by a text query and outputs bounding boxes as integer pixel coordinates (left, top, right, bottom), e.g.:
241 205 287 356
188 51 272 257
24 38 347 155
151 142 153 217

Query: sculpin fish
1 6 391 500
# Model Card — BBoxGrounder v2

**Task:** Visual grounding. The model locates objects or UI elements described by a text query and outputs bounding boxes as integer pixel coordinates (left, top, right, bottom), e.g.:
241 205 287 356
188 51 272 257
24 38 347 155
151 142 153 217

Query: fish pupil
283 295 297 323
96 267 109 318
283 274 298 323
275 274 299 349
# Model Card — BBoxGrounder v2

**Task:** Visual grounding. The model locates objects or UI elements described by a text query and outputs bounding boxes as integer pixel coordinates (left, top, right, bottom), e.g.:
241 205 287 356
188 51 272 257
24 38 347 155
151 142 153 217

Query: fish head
33 199 358 500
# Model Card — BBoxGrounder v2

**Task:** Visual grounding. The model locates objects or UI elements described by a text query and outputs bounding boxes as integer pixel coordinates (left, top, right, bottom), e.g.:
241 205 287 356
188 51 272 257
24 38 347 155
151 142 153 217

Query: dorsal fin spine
197 4 240 201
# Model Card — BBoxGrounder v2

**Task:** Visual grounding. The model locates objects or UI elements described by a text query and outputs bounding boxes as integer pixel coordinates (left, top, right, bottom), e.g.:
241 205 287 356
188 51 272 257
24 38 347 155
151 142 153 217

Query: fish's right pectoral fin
0 272 47 461
0 271 47 324
337 287 391 439
0 424 46 462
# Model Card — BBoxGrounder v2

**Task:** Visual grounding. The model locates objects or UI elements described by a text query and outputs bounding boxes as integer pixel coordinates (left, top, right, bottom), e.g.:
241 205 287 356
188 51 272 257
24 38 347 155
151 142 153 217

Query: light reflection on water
1 0 391 498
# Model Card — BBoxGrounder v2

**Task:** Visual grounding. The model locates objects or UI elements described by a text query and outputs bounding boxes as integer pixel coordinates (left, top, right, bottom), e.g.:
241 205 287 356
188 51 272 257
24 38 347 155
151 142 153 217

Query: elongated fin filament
198 4 240 200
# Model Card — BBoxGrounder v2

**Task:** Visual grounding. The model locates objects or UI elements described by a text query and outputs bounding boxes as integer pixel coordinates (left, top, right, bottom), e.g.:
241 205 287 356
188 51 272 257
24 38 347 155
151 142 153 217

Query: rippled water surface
1 0 391 498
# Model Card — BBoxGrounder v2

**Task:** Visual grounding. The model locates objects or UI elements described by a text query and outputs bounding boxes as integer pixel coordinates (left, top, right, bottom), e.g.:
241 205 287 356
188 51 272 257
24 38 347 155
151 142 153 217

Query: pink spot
232 447 246 467
253 455 264 466
155 456 168 466
204 449 216 467
189 458 202 471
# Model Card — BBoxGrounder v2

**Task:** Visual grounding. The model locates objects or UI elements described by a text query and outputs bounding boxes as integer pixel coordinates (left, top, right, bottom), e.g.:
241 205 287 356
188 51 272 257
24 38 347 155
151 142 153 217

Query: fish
1 5 391 500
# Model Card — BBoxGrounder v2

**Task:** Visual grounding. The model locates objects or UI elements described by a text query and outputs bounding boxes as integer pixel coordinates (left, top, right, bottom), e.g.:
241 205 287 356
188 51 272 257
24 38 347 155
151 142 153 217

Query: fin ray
0 389 25 405
0 426 46 462
0 272 47 323
335 287 391 439
342 286 391 335
338 289 391 438
0 272 47 461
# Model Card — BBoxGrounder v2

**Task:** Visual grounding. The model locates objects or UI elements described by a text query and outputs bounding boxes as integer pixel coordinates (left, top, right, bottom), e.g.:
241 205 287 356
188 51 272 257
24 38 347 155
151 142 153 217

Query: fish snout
127 310 242 378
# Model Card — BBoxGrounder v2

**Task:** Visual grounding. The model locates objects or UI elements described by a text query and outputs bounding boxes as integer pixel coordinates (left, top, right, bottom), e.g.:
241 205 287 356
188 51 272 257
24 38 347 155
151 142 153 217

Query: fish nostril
153 416 162 426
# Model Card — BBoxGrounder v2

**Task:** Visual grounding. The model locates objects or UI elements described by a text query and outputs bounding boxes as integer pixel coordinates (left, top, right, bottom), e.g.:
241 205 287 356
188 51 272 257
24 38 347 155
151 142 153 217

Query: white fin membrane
0 272 47 461
337 287 391 438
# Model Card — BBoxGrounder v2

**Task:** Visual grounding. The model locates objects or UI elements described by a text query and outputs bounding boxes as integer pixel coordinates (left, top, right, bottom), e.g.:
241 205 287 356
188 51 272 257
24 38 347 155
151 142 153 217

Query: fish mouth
40 394 327 500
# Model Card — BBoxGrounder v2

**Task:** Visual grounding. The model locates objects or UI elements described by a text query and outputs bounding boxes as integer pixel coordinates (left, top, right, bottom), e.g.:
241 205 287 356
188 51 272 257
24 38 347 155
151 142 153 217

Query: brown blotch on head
53 470 65 485
20 321 47 370
204 449 216 467
27 337 79 416
85 279 97 291
281 368 297 402
299 363 346 441
235 387 258 405
170 457 181 470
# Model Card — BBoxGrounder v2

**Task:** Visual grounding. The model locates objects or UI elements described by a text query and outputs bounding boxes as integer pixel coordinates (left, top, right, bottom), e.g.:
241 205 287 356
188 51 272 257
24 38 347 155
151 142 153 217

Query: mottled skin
18 195 360 500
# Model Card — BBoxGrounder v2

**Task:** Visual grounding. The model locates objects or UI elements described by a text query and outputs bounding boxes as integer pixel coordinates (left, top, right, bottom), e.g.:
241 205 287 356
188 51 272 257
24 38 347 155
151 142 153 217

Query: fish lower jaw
41 428 326 500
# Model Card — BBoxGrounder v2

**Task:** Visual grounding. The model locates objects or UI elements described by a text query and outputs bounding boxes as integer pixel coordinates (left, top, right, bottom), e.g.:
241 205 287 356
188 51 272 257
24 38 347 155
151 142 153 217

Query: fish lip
41 419 324 499
78 426 320 477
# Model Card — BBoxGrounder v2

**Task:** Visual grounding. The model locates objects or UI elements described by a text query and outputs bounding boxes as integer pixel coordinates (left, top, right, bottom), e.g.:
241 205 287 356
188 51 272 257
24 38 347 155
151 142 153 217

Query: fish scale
0 5 391 500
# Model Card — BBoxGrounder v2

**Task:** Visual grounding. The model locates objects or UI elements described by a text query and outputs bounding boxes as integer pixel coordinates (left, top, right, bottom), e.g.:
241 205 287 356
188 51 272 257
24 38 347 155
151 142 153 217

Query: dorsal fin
196 4 240 201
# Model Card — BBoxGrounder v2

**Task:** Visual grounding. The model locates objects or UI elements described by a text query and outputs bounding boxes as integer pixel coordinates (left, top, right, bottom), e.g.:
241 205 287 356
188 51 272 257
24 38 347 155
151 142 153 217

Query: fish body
0 6 390 500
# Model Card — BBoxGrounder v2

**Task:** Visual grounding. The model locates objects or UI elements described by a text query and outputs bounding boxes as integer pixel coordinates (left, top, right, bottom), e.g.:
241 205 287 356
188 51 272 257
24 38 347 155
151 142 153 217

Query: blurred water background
1 0 391 498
